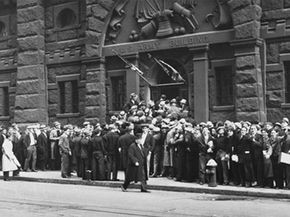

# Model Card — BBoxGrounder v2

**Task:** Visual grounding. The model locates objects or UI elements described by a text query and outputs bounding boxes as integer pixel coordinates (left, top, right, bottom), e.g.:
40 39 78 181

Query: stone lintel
82 56 105 65
230 38 264 48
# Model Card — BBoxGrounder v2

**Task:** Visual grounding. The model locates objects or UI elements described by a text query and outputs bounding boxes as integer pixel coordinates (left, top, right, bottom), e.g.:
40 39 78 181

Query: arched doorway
150 58 188 102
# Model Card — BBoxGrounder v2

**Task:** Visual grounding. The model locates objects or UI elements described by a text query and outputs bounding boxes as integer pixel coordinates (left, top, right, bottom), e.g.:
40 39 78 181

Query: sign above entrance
102 29 234 56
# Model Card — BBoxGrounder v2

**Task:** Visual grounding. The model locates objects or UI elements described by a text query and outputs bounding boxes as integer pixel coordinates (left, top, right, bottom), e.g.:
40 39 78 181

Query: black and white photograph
0 0 290 216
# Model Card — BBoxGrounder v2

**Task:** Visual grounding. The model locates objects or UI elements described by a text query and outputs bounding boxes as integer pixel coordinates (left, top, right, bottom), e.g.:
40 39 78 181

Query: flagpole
112 50 152 87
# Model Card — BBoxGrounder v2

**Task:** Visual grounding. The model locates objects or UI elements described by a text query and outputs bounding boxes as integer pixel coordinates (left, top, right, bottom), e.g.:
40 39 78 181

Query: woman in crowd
2 130 21 181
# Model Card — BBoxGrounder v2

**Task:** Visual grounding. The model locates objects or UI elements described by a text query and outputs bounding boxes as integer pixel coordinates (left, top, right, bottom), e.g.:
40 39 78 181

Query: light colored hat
119 111 126 116
170 98 177 104
54 121 61 126
283 117 289 124
180 99 187 104
83 121 90 126
40 125 46 129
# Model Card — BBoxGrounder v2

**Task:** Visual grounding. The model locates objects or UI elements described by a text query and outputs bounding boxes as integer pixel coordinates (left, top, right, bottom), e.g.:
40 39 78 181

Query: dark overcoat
125 142 148 182
37 133 48 161
118 133 135 169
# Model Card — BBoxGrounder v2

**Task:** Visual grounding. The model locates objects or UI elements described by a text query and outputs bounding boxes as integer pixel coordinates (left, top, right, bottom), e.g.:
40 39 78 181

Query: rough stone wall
84 0 116 124
261 0 290 122
45 0 86 126
0 1 17 126
229 0 267 122
14 0 48 126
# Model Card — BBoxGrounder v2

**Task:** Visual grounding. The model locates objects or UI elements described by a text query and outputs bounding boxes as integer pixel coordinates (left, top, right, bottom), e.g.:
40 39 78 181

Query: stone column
124 54 140 99
15 0 48 126
229 0 266 122
84 0 114 124
231 39 266 122
189 44 209 123
84 57 106 125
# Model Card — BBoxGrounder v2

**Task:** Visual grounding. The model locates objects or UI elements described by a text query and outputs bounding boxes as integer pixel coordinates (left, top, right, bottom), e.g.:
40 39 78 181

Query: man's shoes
113 178 120 181
141 189 150 193
31 169 37 172
199 181 204 185
121 185 127 192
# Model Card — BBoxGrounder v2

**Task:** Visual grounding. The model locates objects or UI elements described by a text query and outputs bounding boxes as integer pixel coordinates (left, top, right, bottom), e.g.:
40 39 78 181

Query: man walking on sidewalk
121 127 150 193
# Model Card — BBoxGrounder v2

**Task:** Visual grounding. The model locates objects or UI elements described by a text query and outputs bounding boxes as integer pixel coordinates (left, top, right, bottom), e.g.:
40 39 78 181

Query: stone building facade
0 0 289 127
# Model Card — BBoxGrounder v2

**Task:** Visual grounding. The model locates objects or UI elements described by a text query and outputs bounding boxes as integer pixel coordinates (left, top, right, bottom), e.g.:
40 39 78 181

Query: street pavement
2 170 290 199
0 181 289 217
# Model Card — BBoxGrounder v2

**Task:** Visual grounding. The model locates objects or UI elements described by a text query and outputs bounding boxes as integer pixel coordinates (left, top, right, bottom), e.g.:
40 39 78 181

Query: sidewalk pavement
2 171 290 199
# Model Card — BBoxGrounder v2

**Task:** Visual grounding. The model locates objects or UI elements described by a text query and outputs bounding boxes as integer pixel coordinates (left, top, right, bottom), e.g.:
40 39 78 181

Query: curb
4 176 290 199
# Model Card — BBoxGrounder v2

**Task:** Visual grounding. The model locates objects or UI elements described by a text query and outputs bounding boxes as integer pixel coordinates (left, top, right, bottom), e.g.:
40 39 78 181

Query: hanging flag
148 54 185 82
158 60 185 82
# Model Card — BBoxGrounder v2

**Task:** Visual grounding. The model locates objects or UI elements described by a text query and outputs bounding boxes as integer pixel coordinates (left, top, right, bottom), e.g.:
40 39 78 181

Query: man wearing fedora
121 127 149 192
37 125 49 171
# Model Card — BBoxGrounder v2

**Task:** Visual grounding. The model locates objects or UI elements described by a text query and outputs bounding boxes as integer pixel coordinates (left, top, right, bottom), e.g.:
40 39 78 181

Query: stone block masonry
14 0 48 126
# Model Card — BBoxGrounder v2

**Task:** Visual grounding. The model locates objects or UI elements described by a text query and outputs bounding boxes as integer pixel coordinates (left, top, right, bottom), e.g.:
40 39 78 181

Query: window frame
281 54 290 108
106 69 126 114
0 81 10 120
56 74 80 118
210 59 235 111
54 2 79 31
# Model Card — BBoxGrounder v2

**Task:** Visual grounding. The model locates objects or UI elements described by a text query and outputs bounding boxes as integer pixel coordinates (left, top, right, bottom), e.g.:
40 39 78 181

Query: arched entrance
150 58 188 102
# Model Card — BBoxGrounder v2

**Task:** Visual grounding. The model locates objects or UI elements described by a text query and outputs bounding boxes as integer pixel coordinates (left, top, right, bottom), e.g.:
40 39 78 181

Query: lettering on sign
169 36 209 48
103 30 236 56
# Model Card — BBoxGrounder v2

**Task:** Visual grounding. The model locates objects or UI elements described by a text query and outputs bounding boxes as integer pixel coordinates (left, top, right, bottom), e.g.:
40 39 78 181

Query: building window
216 66 233 106
285 61 290 103
0 87 9 116
58 80 79 114
56 8 76 28
0 21 6 37
111 76 125 110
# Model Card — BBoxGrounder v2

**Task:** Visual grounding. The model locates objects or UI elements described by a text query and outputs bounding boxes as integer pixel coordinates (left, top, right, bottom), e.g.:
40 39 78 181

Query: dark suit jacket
37 132 48 160
118 133 135 169
143 132 155 155
126 142 148 182
103 131 119 156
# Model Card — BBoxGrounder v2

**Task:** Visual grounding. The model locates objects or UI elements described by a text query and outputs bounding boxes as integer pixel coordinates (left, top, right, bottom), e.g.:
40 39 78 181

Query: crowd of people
1 92 290 191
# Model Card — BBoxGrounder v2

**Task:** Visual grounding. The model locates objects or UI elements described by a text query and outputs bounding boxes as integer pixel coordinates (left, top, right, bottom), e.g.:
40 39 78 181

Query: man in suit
282 126 290 189
36 125 49 171
118 123 135 175
49 121 62 170
121 127 149 192
23 126 37 172
103 124 120 180
123 93 139 113
141 124 155 177
59 125 72 178
197 127 215 185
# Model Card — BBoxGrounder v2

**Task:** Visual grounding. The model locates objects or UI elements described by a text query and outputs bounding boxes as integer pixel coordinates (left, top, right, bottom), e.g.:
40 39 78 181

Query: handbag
279 152 290 165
